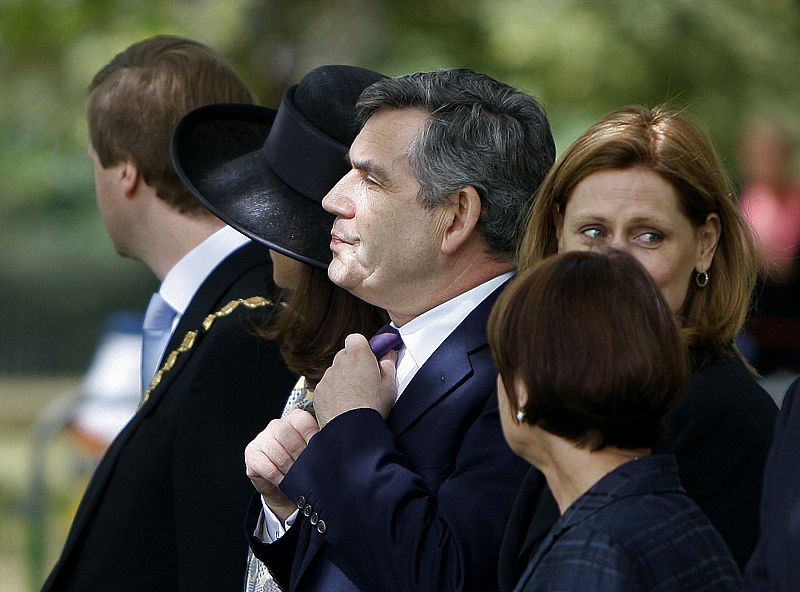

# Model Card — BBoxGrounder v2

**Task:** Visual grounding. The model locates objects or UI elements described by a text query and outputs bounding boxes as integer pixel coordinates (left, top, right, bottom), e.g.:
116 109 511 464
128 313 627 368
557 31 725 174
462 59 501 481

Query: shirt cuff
255 497 298 542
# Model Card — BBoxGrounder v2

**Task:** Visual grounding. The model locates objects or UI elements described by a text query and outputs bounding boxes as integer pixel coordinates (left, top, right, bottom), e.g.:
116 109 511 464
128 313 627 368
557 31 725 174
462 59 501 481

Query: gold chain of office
139 296 274 408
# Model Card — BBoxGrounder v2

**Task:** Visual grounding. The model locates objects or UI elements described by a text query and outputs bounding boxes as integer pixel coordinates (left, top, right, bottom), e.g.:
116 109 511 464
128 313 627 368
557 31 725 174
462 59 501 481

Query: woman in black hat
172 64 389 591
173 62 390 381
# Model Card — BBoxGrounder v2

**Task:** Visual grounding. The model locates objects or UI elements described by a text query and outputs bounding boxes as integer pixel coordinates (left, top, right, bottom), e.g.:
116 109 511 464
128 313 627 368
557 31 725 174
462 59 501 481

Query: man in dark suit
243 69 556 591
745 380 800 591
43 36 296 590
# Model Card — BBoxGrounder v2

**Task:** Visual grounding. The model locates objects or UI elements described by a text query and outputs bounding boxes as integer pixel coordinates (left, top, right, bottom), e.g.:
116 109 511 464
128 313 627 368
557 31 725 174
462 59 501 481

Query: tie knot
368 324 403 358
143 292 176 331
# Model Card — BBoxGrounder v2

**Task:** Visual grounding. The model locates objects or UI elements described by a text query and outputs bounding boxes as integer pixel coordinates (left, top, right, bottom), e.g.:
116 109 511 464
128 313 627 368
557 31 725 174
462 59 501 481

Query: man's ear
120 161 141 198
440 186 482 255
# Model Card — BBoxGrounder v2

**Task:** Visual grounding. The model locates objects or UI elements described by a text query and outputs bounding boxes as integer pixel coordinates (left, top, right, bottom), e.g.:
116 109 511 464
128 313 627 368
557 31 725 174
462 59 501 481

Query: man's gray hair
356 69 555 257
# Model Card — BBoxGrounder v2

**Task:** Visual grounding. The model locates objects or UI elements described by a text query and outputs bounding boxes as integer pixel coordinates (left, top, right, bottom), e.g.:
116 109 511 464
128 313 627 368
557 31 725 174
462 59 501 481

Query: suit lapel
387 329 472 435
294 280 509 588
160 242 267 359
140 243 269 413
387 281 507 435
53 243 269 569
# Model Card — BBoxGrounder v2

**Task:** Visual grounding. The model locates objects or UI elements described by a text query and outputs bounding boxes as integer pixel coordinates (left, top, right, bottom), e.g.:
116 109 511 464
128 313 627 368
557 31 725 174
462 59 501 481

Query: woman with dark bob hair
490 250 742 591
498 106 778 589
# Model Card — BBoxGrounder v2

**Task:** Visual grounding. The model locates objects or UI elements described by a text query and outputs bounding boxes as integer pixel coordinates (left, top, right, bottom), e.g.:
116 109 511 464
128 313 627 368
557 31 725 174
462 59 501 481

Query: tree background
1 1 799 589
0 0 798 377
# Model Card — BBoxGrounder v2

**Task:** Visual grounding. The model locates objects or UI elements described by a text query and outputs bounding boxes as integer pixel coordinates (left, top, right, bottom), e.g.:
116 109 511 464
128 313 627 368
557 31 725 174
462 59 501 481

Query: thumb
378 349 398 383
287 409 320 443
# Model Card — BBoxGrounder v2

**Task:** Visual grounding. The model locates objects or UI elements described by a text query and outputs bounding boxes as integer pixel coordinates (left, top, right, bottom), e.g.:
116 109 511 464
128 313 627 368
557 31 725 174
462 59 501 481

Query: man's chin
326 261 351 288
112 244 132 259
327 264 367 296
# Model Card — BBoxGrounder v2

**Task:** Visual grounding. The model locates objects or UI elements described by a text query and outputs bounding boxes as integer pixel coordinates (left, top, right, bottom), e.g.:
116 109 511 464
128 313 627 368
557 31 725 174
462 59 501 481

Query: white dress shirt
259 271 514 540
151 226 250 364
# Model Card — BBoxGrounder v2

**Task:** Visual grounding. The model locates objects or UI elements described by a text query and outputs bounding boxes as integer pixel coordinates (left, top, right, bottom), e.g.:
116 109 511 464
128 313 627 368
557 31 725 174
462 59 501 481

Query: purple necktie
368 324 403 358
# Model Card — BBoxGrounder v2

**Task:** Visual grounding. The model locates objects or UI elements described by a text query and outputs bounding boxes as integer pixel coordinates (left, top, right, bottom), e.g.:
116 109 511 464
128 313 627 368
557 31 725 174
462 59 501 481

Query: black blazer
248 282 530 592
745 377 800 591
43 243 297 591
498 352 778 591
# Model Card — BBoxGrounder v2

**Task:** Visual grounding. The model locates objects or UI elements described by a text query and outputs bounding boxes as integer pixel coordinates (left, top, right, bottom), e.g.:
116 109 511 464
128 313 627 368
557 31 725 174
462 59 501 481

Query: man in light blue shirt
44 35 296 591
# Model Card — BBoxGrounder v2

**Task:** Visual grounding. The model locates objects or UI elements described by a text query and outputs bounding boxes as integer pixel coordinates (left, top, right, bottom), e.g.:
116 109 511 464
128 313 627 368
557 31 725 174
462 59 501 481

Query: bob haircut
489 250 690 451
518 105 758 364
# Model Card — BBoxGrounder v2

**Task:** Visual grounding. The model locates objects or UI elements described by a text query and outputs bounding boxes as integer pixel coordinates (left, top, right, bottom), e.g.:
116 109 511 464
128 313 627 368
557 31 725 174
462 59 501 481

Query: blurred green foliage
0 0 798 374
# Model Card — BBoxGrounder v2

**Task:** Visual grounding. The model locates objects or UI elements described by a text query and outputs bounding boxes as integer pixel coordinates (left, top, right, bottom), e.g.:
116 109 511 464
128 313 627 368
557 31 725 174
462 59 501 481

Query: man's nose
322 173 355 216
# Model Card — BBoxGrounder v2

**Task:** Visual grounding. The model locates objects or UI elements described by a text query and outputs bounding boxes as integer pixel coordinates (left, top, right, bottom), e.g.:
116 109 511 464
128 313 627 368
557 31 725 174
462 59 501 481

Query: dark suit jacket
44 243 297 591
248 282 530 592
498 352 778 591
745 377 800 591
513 456 742 592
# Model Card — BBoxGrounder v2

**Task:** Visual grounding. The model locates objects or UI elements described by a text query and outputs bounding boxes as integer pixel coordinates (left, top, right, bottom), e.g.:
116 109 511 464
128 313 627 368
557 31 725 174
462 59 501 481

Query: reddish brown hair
519 105 757 365
87 35 256 215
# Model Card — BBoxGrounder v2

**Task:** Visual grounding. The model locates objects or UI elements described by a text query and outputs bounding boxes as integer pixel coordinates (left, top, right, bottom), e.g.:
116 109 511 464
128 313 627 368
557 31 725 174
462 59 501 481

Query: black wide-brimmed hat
171 65 386 268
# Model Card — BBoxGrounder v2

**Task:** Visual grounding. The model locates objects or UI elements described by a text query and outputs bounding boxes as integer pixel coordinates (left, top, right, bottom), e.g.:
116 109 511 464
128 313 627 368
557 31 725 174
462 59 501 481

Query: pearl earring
516 410 526 422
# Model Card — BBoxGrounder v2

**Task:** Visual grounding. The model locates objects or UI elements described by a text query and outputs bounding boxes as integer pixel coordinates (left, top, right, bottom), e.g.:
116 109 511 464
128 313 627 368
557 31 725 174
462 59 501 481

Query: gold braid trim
139 296 273 408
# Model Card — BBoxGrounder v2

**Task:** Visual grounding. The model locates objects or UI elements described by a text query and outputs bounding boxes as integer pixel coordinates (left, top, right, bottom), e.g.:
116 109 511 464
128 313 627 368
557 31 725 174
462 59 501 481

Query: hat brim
171 103 335 269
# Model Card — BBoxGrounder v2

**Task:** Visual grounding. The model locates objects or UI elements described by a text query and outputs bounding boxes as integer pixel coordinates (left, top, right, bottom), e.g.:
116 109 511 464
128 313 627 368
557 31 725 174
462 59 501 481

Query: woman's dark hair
263 265 388 385
489 250 690 451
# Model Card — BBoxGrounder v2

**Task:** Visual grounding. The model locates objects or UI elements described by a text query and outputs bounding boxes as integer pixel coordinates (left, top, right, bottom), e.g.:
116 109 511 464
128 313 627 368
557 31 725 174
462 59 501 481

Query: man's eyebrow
348 156 391 185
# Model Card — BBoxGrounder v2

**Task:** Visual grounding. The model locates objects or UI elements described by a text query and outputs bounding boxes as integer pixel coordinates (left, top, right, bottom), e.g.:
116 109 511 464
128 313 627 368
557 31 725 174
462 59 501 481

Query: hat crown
171 64 387 270
291 65 387 145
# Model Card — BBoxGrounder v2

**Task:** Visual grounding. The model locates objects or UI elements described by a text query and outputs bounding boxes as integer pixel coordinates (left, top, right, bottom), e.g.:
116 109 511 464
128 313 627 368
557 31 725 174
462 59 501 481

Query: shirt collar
394 271 513 372
158 226 250 315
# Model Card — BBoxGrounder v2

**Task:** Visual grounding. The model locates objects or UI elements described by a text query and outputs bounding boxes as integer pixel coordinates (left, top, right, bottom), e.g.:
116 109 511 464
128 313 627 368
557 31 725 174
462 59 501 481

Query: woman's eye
581 228 604 239
638 231 663 244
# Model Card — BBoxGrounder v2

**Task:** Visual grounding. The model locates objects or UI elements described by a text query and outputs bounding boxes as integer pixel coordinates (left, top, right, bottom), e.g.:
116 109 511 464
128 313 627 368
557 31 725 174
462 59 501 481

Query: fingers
314 332 402 425
335 332 403 369
244 417 313 490
244 441 284 492
378 349 398 384
378 348 398 364
286 409 320 442
272 418 310 462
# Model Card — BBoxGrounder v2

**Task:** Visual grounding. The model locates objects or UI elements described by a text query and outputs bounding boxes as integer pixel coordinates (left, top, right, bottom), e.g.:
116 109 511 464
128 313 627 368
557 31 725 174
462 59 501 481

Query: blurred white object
69 312 143 450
